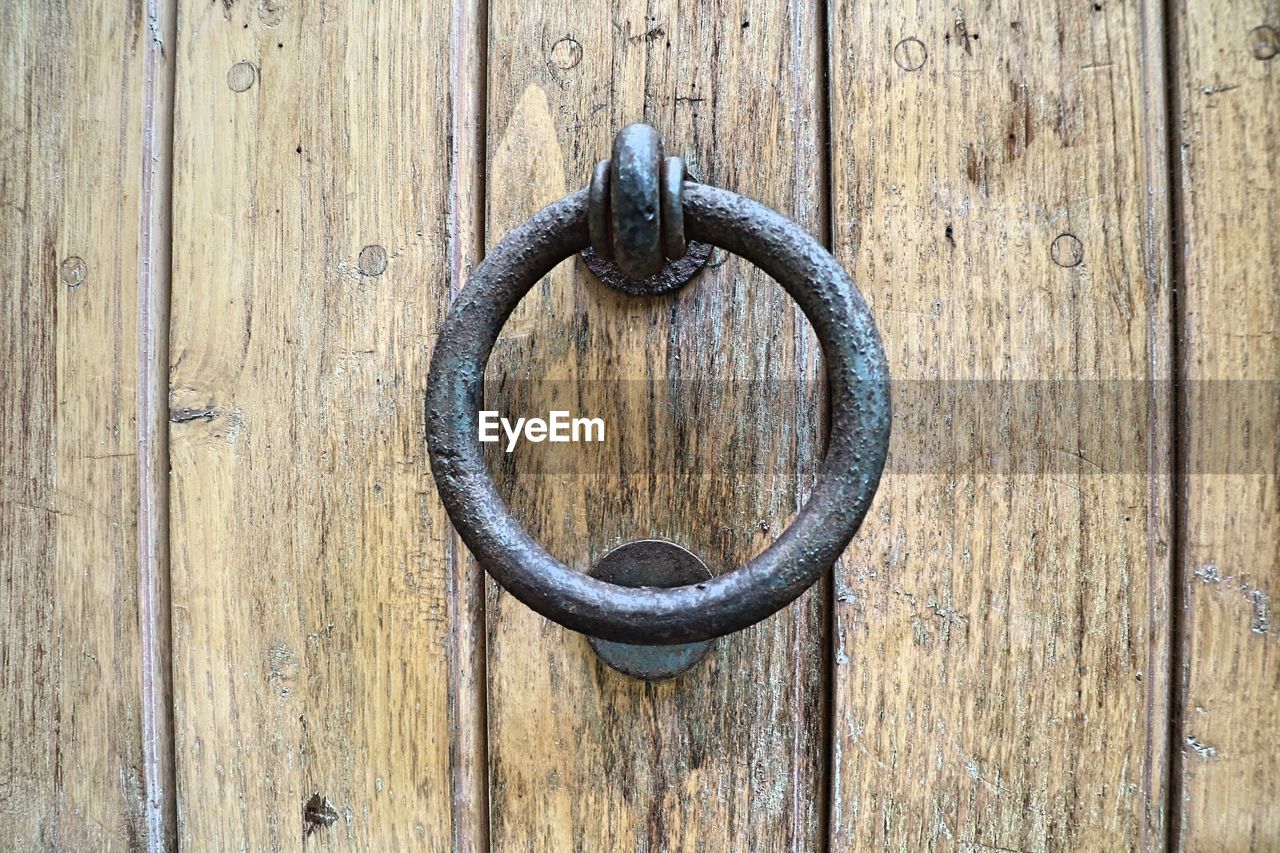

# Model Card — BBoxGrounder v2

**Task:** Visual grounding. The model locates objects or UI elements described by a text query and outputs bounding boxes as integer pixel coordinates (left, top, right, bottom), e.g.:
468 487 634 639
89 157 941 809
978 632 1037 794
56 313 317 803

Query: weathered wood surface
481 2 829 848
826 1 1174 848
1172 2 1280 847
167 0 463 846
0 1 172 848
4 0 1280 849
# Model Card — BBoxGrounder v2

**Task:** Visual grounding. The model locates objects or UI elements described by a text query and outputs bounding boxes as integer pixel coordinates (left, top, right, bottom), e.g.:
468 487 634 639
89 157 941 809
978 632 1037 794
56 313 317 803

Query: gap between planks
447 0 491 848
1140 0 1181 847
137 0 178 849
816 0 836 848
1162 0 1188 845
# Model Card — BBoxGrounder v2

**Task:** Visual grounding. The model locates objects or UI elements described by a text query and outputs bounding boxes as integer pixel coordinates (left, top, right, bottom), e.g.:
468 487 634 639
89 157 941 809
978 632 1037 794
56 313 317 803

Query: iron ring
426 182 891 645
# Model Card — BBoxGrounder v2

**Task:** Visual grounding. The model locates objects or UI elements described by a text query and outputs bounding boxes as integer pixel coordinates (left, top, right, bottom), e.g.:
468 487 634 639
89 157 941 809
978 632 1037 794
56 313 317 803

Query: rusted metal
580 240 711 297
583 125 704 295
587 159 611 260
660 156 688 260
608 123 664 278
586 540 714 680
426 124 891 646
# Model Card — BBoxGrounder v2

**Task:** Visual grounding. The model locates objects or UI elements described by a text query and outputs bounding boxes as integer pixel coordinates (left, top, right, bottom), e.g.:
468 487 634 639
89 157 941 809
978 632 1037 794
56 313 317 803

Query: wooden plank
0 2 164 848
1171 2 1280 846
826 2 1173 848
482 3 828 849
168 1 467 846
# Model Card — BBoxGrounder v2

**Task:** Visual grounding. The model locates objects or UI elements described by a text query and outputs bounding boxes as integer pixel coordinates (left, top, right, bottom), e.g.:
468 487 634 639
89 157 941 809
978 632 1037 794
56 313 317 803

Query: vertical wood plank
482 3 828 849
1172 1 1280 846
0 2 158 847
827 2 1173 848
169 1 464 846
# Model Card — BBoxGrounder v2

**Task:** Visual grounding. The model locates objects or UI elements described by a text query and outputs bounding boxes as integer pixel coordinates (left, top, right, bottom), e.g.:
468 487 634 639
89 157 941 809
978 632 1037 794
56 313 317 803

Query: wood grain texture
0 2 155 848
168 0 463 846
482 2 829 849
826 2 1173 848
1172 1 1280 847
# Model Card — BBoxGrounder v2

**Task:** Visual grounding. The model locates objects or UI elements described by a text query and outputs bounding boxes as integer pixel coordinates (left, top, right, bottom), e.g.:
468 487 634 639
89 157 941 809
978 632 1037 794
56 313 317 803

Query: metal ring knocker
427 124 891 680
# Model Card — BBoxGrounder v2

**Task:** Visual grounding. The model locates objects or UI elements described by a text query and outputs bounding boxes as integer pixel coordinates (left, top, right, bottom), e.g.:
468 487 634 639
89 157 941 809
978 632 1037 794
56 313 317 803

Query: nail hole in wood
227 61 257 93
59 256 86 288
1051 233 1084 267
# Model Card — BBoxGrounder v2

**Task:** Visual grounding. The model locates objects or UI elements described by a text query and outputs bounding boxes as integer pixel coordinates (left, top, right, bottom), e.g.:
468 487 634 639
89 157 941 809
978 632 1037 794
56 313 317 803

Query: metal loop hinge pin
581 124 711 296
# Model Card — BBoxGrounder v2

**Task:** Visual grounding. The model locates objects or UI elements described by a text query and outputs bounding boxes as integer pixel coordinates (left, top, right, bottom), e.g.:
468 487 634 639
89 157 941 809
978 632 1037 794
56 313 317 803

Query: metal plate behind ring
580 240 711 296
587 540 714 680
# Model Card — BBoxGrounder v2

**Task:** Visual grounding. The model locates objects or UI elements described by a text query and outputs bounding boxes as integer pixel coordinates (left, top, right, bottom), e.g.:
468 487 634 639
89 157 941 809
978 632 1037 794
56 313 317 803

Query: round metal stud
587 540 714 680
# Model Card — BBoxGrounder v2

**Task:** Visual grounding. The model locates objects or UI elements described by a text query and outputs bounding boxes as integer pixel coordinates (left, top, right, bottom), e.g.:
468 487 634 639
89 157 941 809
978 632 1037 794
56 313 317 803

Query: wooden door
1 0 1276 850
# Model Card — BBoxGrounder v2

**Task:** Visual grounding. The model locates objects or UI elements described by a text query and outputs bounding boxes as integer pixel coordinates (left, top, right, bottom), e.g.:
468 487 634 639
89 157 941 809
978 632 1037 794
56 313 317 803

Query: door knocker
427 124 890 680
